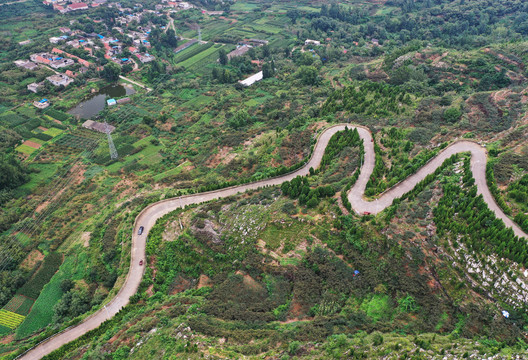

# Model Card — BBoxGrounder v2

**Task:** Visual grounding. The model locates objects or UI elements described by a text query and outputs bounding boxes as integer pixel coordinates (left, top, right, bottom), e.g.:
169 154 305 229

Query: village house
227 45 251 60
49 36 68 44
50 57 75 69
14 60 39 70
305 39 321 46
54 4 68 13
91 0 107 7
67 2 88 11
82 120 115 133
30 53 54 65
33 99 50 109
52 48 92 67
136 53 155 63
66 39 81 48
46 74 74 87
18 39 32 46
202 9 223 15
27 82 44 93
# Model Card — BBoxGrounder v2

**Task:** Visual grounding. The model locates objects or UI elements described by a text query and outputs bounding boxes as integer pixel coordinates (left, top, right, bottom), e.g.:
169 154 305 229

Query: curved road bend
20 124 527 359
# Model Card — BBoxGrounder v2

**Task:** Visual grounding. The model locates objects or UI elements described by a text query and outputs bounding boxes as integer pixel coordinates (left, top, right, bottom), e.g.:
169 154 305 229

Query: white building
305 39 321 46
239 71 263 86
50 58 75 69
46 74 74 87
27 82 44 93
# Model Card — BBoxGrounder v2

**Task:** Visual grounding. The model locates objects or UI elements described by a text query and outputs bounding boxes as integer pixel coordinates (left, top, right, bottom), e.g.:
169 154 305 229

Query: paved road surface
19 124 527 359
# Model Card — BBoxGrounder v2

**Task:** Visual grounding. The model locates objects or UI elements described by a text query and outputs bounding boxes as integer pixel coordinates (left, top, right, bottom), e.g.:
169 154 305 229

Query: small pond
67 84 135 119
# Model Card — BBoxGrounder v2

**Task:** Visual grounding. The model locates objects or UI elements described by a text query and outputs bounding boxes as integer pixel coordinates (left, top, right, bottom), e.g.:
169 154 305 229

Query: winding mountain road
19 124 527 359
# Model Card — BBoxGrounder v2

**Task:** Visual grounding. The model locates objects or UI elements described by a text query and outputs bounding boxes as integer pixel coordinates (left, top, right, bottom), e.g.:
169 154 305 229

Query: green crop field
15 144 37 155
187 45 236 73
179 45 223 68
17 252 62 300
27 138 45 145
180 94 214 109
247 23 283 34
0 310 26 330
175 43 214 65
3 295 34 316
230 1 259 11
19 163 59 192
16 252 88 339
153 161 189 182
43 127 64 137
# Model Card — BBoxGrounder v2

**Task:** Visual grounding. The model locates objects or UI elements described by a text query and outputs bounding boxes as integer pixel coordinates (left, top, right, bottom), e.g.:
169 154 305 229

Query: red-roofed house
52 48 92 68
68 2 88 11
128 47 138 54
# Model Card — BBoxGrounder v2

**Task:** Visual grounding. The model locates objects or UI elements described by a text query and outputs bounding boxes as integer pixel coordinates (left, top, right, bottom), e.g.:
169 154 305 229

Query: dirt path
19 124 527 360
118 75 152 92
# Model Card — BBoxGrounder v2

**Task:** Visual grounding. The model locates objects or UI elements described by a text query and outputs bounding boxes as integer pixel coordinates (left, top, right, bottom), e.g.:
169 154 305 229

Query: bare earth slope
19 124 527 360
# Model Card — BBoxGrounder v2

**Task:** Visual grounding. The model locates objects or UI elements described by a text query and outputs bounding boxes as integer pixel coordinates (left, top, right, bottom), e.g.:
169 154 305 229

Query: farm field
16 251 89 339
179 44 225 68
43 127 64 137
15 144 37 155
0 310 25 330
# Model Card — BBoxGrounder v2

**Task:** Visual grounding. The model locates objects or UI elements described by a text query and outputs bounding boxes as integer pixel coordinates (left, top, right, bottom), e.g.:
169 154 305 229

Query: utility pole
105 121 118 160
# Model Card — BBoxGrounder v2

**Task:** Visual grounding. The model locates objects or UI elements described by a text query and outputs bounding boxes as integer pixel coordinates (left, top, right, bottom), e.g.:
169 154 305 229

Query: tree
286 10 300 24
0 155 28 191
219 48 228 65
262 63 274 79
443 107 462 123
162 28 178 48
296 66 319 86
60 279 74 293
101 62 121 82
262 45 271 58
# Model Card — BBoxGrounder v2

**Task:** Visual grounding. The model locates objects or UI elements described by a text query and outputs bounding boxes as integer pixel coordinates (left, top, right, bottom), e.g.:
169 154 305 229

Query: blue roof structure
107 98 117 105
40 99 48 103
97 34 104 39
354 270 360 275
121 58 128 62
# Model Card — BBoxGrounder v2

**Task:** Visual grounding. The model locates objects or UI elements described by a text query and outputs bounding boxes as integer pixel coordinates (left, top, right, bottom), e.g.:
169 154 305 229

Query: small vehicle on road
139 259 143 266
363 211 371 215
138 226 144 235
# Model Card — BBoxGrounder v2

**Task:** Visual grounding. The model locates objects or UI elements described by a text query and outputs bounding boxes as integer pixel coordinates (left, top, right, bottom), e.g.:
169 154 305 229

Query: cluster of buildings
42 0 99 13
159 1 193 10
17 49 95 92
